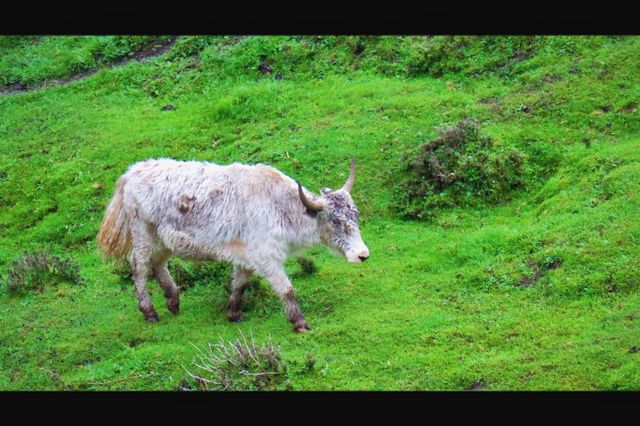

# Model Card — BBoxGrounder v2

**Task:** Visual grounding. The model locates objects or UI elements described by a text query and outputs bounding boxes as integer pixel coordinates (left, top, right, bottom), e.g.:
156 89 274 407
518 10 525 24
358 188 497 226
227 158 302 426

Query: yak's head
297 157 370 263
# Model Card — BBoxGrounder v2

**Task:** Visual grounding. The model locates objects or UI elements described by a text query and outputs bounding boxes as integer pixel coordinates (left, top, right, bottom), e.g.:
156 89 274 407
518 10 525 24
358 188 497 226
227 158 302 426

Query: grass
0 36 639 390
0 36 174 88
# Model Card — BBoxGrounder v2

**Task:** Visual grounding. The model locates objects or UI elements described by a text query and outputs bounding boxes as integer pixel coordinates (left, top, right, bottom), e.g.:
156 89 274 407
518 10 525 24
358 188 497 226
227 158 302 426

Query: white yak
97 157 369 332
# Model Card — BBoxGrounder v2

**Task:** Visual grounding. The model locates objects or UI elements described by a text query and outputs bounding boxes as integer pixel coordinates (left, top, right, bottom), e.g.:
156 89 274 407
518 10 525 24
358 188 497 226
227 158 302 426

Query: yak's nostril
359 256 368 262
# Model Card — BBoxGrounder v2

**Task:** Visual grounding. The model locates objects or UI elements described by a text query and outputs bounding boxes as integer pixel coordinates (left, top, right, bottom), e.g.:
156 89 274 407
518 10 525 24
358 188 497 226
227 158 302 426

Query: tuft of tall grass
183 331 289 391
3 250 82 294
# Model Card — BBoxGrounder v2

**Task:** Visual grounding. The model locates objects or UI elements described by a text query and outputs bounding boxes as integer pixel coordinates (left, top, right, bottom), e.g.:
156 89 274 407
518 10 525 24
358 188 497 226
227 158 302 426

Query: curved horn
342 156 356 192
297 181 323 213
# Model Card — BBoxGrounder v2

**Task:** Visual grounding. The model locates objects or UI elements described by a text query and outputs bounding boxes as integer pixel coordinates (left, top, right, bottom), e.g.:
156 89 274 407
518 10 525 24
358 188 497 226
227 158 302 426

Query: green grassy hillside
0 36 639 390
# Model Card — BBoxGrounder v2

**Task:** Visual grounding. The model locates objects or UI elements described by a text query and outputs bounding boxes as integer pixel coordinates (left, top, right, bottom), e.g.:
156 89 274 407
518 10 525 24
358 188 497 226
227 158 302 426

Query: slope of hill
0 36 639 390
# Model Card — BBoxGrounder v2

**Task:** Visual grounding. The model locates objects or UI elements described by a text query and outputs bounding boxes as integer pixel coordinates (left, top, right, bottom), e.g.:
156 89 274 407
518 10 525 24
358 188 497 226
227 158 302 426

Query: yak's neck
288 210 322 250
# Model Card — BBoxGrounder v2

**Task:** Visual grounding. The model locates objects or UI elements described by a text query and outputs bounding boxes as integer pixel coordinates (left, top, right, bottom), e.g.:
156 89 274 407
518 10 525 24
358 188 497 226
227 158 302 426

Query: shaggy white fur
97 158 369 331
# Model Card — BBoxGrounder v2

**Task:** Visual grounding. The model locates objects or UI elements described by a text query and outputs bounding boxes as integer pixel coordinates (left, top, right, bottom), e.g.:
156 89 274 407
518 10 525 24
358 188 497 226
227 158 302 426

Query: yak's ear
320 187 332 195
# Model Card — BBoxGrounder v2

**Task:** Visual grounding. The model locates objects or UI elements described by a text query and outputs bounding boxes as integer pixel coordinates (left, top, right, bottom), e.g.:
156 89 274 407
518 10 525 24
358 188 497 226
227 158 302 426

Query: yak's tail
97 176 132 258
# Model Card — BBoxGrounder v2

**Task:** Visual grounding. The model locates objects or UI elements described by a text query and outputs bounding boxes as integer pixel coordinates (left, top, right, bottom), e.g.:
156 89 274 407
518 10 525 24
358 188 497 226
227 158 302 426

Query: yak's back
121 158 299 233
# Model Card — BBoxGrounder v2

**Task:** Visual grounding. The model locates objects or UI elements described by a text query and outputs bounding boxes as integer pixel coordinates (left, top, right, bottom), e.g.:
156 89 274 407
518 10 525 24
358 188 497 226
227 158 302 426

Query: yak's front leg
227 266 252 323
264 268 310 333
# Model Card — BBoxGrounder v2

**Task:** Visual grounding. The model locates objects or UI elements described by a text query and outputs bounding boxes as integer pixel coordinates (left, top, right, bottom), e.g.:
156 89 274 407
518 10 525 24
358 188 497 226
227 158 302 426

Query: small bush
394 119 526 220
184 332 290 391
4 250 82 294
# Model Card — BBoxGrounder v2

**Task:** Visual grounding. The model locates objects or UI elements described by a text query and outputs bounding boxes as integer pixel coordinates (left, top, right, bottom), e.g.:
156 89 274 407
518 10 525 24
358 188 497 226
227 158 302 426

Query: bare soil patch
519 257 563 287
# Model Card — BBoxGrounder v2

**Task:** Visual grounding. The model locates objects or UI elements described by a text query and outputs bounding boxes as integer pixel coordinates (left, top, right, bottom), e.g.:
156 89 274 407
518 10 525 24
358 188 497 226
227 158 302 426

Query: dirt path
1 36 180 96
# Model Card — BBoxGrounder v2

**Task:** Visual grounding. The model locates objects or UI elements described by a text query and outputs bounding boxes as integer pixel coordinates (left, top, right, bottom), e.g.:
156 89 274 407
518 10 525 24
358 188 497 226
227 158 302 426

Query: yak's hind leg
152 251 180 315
129 220 160 322
227 266 253 323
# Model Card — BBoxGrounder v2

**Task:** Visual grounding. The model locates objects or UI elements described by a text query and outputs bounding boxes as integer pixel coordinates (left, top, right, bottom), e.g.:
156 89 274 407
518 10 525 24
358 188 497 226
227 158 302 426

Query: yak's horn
297 181 323 213
342 156 356 192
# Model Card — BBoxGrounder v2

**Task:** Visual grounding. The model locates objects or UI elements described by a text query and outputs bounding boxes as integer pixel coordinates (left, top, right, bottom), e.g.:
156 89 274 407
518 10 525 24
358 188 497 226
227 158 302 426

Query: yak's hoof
294 321 310 333
228 313 243 323
144 311 160 323
167 300 180 315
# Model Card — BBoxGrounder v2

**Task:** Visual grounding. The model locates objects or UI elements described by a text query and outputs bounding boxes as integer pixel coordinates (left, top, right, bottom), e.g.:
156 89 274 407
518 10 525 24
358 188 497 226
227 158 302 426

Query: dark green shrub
185 332 290 391
394 120 527 220
4 251 82 294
